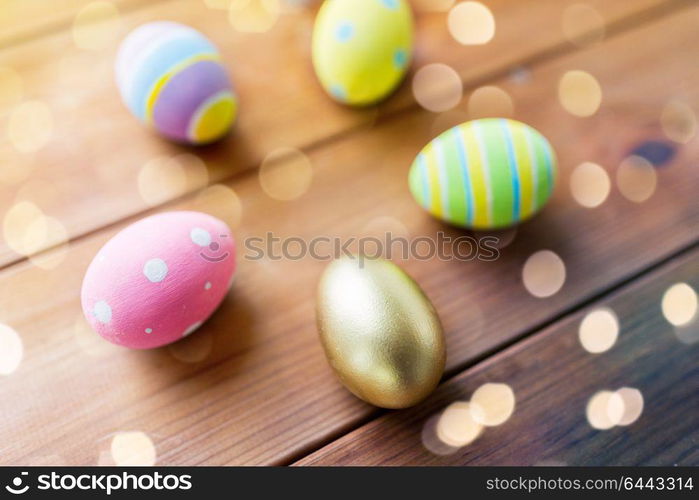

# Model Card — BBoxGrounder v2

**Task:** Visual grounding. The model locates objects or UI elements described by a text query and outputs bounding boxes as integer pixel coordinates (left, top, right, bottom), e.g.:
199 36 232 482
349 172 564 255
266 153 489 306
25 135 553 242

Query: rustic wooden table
0 0 697 466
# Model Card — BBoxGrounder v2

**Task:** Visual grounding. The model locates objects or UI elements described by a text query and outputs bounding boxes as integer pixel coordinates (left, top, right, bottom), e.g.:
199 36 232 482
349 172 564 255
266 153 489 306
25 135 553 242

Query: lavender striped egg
115 22 237 145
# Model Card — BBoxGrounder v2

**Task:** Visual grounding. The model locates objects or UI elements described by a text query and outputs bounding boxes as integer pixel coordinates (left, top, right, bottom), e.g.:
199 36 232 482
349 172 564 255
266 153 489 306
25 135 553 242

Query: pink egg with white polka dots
81 211 236 349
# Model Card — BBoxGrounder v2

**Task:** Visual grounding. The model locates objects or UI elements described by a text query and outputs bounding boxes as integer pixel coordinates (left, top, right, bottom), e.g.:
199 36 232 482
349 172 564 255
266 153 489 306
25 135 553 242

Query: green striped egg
409 118 557 230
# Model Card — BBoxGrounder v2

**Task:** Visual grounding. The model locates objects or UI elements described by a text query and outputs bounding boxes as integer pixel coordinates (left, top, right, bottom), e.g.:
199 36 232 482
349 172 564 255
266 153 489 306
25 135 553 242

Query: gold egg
316 256 446 409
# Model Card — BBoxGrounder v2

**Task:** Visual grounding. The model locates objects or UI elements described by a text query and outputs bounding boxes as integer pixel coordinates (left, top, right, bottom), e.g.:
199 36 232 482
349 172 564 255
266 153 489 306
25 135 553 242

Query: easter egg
312 0 413 106
81 211 236 349
316 256 445 408
115 22 237 145
409 118 557 229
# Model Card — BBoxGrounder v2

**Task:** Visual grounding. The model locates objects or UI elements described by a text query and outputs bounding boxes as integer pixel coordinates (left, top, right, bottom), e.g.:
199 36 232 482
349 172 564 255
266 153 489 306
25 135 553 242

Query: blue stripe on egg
453 126 475 226
471 120 494 224
499 119 521 222
521 124 538 212
541 129 555 196
418 153 431 209
126 31 217 120
433 138 451 219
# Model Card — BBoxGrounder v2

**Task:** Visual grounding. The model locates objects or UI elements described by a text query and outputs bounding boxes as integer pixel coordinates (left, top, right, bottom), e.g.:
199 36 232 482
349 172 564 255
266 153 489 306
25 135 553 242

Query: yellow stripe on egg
144 52 221 123
507 121 536 220
424 143 444 219
187 90 237 144
459 122 492 228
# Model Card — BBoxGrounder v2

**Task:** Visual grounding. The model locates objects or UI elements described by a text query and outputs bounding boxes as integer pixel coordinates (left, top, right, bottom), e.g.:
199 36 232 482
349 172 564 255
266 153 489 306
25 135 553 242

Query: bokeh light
558 70 602 117
412 63 463 113
615 387 644 426
0 145 33 186
569 162 610 208
522 250 566 298
586 390 624 430
578 307 619 353
259 147 313 200
661 283 697 327
72 1 122 51
362 215 410 240
562 4 605 47
469 383 516 427
229 0 281 33
138 154 208 206
138 156 186 206
467 85 514 119
436 401 484 447
7 100 54 153
616 155 656 203
3 201 47 256
28 216 70 270
110 431 156 466
176 153 210 190
660 99 697 144
0 323 23 375
190 184 243 229
447 2 495 45
0 66 23 108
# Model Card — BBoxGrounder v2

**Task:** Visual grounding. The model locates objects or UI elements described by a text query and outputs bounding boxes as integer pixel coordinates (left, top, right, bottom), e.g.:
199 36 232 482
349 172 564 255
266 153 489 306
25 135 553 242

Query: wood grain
0 0 685 267
0 0 165 47
297 247 699 465
0 7 697 465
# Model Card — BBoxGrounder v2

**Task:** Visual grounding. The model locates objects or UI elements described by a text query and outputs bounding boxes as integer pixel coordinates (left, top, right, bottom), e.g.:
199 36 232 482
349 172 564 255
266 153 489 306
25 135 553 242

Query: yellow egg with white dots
312 0 414 106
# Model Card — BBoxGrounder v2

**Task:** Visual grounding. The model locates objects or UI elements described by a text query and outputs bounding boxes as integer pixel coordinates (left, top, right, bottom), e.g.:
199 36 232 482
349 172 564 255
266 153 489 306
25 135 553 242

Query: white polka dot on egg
143 258 168 283
93 301 112 324
204 281 212 290
145 328 152 334
190 227 211 247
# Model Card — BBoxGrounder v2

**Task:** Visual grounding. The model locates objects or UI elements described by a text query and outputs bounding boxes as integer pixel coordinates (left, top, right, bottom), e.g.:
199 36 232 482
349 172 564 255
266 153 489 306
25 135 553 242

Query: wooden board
0 6 697 465
297 247 699 465
0 0 161 47
0 0 685 267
